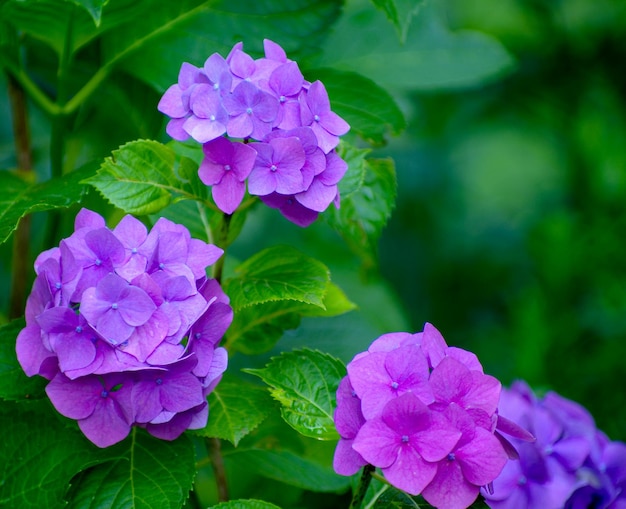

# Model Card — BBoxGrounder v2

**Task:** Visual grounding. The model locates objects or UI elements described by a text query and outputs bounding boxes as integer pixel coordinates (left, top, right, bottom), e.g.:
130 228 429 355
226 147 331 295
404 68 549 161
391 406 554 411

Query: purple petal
158 84 187 118
422 461 480 509
78 394 132 448
270 61 304 97
184 115 227 143
318 151 347 185
352 418 402 468
16 324 55 377
166 117 190 141
333 438 367 476
383 445 438 496
212 172 246 214
45 373 101 419
226 112 254 139
457 426 508 485
264 39 287 62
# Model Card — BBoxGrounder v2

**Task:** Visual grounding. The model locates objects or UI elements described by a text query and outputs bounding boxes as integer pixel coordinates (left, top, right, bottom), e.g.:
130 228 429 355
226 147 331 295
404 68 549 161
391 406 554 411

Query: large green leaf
0 319 47 402
226 448 349 493
223 246 330 311
226 282 356 355
69 0 108 25
102 0 342 92
0 402 114 509
308 68 406 146
328 158 397 269
84 139 206 215
0 164 95 245
195 375 274 446
336 142 370 198
315 0 514 91
245 349 345 440
66 430 195 509
371 0 425 42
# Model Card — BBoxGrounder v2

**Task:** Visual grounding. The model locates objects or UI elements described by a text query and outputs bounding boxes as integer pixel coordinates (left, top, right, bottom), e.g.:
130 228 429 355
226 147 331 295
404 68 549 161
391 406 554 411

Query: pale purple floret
259 193 320 227
248 137 306 196
300 80 350 153
16 208 232 447
198 136 257 214
295 149 347 212
223 80 278 140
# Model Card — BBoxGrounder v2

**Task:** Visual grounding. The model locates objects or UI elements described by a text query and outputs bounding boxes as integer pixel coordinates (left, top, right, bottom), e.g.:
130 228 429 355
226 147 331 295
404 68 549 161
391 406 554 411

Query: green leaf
328 158 397 269
315 1 514 91
69 0 108 26
226 282 356 355
103 0 342 92
66 430 195 509
226 448 349 493
85 139 206 215
245 349 346 440
194 375 274 446
223 246 330 311
308 69 406 145
0 319 47 402
374 487 420 508
336 142 370 198
371 0 425 42
0 402 114 509
0 164 95 245
211 501 282 509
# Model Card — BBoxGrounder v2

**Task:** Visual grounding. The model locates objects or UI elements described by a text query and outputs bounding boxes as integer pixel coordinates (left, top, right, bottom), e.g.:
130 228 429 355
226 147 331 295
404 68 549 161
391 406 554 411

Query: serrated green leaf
226 448 349 493
371 0 425 43
103 0 342 92
308 69 406 146
0 164 95 245
245 349 345 440
194 375 273 446
85 139 206 215
336 142 370 198
328 158 397 269
0 319 47 402
66 429 195 509
226 282 356 355
223 246 330 311
211 500 282 509
0 402 115 509
315 1 514 91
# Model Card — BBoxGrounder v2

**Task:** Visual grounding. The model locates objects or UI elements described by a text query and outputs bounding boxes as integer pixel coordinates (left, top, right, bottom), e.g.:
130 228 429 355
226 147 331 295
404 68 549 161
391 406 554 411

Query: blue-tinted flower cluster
333 323 534 509
16 209 232 447
483 381 626 509
158 39 350 226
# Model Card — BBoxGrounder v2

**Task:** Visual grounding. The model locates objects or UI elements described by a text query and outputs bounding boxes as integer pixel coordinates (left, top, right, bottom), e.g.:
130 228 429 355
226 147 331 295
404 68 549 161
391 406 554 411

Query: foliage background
1 0 625 507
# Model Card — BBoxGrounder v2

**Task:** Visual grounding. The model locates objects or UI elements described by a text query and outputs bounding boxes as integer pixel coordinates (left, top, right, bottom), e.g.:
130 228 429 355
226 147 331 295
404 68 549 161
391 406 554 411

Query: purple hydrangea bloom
158 39 350 226
334 323 524 508
16 208 232 447
483 381 626 509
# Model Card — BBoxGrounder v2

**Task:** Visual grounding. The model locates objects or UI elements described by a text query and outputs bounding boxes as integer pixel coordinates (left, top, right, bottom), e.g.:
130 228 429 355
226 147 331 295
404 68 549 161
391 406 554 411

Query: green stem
212 213 232 283
350 464 376 509
206 437 229 502
6 73 34 319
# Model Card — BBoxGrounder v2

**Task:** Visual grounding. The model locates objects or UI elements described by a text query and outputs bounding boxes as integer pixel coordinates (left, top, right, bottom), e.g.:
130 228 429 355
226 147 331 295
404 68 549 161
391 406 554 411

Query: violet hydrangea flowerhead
157 39 350 225
16 208 233 448
334 323 519 509
483 381 626 509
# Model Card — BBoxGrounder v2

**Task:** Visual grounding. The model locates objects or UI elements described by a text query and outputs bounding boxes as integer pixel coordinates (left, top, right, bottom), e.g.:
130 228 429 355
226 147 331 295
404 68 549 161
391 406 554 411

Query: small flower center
401 435 409 443
314 114 320 122
156 378 163 385
286 198 293 205
280 95 286 102
111 303 118 310
95 258 102 266
518 475 527 486
131 247 138 254
195 332 202 339
270 164 278 172
246 107 253 115
447 453 456 462
391 381 399 390
159 262 165 270
213 83 219 90
210 114 216 121
55 282 62 289
224 164 231 171
544 445 553 455
101 390 109 398
75 326 83 333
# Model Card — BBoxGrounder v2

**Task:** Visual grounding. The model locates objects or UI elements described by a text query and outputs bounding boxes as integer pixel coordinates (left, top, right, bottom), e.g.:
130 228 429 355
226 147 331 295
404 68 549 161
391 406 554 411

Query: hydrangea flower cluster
333 323 534 509
16 208 233 448
483 381 626 509
158 39 350 227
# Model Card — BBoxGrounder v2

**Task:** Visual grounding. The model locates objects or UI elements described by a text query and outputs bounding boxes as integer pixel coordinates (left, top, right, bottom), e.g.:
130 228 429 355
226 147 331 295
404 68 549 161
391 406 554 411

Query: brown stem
7 73 34 320
207 437 229 502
